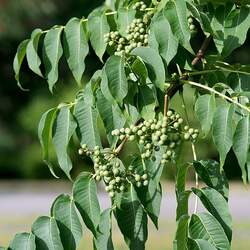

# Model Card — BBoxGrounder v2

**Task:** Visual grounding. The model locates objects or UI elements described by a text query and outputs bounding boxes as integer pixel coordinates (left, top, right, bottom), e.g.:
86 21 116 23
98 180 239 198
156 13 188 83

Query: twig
114 137 128 154
164 94 169 116
192 35 212 66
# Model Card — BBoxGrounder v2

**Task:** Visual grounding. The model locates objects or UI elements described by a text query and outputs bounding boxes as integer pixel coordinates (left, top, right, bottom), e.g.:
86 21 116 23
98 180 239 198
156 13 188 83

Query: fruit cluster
112 110 199 165
78 145 149 197
188 16 196 32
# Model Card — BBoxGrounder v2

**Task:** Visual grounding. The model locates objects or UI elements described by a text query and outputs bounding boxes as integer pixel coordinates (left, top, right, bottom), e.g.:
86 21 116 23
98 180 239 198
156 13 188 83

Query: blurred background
0 0 249 249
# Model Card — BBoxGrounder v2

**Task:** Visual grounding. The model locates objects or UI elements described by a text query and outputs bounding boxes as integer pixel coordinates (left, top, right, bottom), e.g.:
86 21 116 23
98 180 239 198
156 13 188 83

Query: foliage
4 0 250 249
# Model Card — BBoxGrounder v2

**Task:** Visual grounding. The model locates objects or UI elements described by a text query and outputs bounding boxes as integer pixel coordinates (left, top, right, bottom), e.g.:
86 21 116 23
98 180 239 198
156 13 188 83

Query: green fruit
189 24 196 30
143 180 149 186
188 17 193 24
184 133 190 140
142 174 148 180
135 174 141 181
109 191 115 198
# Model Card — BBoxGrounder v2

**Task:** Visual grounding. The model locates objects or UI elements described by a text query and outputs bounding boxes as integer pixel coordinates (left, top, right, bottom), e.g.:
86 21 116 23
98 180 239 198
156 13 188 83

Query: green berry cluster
78 144 149 197
188 16 196 32
132 1 147 11
112 110 199 165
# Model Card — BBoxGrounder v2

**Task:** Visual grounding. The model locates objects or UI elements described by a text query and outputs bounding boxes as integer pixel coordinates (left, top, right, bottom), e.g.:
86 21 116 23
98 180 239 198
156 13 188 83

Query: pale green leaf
115 185 148 249
9 233 36 250
212 103 234 168
64 18 89 85
32 216 63 250
233 115 250 183
26 29 43 77
192 187 232 241
88 9 110 62
163 0 192 53
117 8 136 36
52 106 77 179
137 85 156 120
193 160 229 200
149 11 178 65
173 215 189 250
93 209 114 250
13 39 29 90
38 108 58 178
189 213 230 250
73 172 101 237
195 94 216 137
51 194 82 250
132 47 165 90
101 55 128 103
43 26 63 92
74 97 102 150
188 238 217 250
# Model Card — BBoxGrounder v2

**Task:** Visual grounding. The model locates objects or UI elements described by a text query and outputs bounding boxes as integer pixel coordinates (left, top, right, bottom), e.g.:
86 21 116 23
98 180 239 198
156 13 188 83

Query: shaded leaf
43 26 63 92
131 57 148 84
52 106 77 179
32 216 63 250
13 39 29 90
38 108 58 178
195 94 216 137
64 17 89 85
26 29 43 77
9 233 36 250
51 194 82 250
73 172 101 236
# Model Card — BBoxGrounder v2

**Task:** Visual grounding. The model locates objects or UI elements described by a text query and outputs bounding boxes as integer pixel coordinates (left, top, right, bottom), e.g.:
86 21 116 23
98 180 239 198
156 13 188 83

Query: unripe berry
188 17 193 24
189 24 196 31
135 174 141 182
78 148 84 155
143 180 149 186
129 135 135 141
142 174 148 180
184 133 190 140
96 175 101 181
109 191 115 198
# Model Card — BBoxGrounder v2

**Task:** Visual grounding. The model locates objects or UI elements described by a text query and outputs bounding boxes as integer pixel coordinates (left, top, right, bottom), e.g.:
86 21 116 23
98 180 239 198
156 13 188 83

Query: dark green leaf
74 97 102 150
101 55 128 103
52 106 77 179
43 26 63 92
32 216 63 250
149 11 178 64
189 212 230 250
195 94 216 137
163 0 192 53
233 115 250 183
188 238 217 250
51 194 82 250
212 103 234 168
131 57 148 84
13 39 29 90
193 160 229 200
173 215 189 250
73 172 101 237
132 47 165 90
115 185 148 250
192 187 232 241
26 29 43 77
64 18 89 85
38 108 58 178
9 233 36 250
93 209 114 250
88 9 110 62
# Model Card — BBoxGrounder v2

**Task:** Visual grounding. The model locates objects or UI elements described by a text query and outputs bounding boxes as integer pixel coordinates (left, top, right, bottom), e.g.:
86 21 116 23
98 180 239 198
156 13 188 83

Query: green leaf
64 18 89 85
43 26 63 92
163 0 192 53
26 29 43 77
38 108 59 178
51 194 82 250
137 85 156 120
212 103 234 168
117 7 136 36
131 57 148 84
93 209 114 250
149 11 178 65
192 187 232 241
233 115 250 183
32 216 63 250
195 94 216 137
52 106 77 179
222 6 250 57
132 48 165 90
88 9 110 62
193 160 229 200
101 55 128 103
9 233 36 250
73 172 101 237
188 238 217 250
74 97 102 150
173 215 189 250
115 185 148 250
13 39 29 90
96 90 126 145
189 212 230 250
